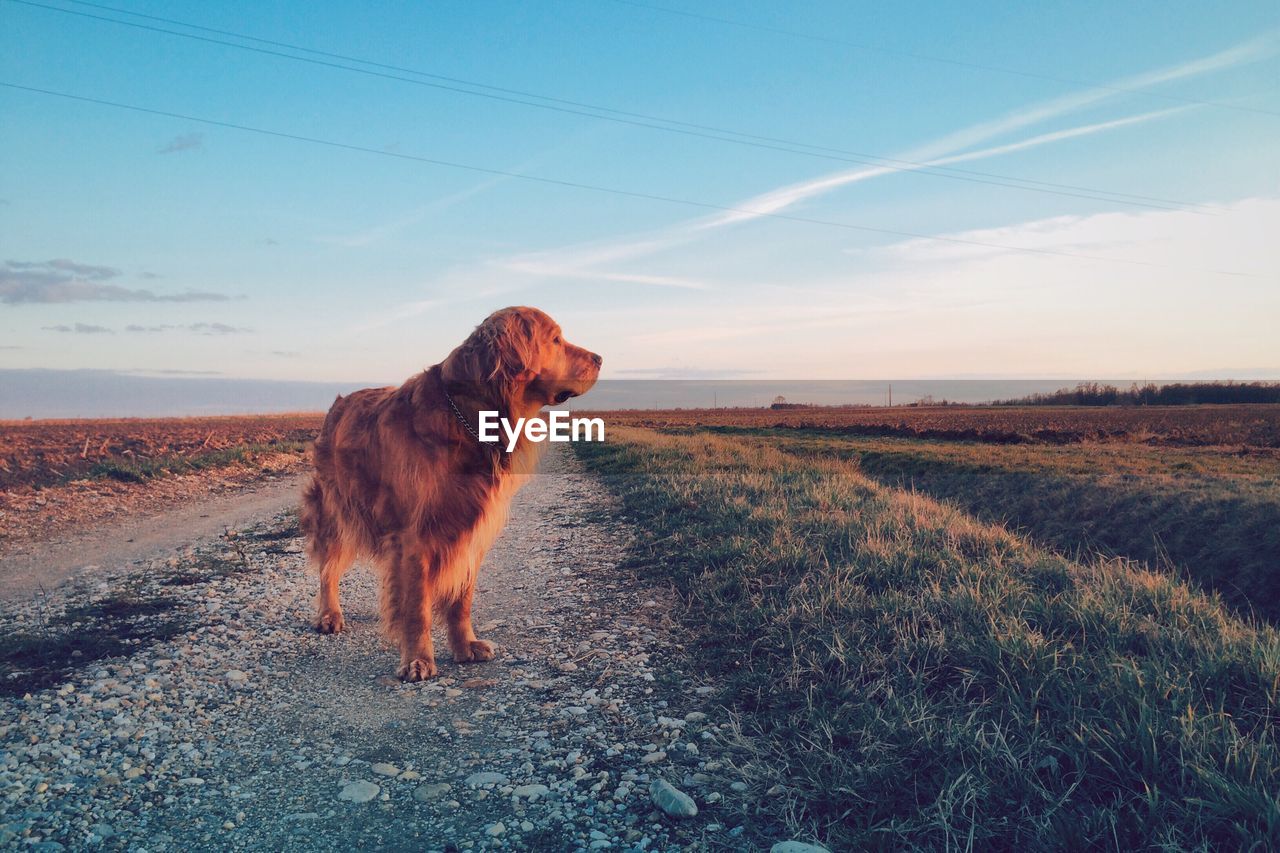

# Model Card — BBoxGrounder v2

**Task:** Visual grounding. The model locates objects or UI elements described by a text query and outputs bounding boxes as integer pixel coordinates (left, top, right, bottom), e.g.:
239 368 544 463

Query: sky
2 0 1278 388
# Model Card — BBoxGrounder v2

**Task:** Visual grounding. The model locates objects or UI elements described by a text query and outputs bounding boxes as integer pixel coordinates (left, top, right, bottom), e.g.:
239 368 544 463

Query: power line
610 0 1280 118
4 0 1221 214
1 80 1267 281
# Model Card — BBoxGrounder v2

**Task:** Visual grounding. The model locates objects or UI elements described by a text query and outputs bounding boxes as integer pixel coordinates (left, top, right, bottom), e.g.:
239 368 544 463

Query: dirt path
0 472 308 602
0 448 766 852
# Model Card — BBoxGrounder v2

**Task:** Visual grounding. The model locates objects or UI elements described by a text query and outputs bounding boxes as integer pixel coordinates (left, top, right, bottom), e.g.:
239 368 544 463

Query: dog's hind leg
302 478 354 634
313 541 354 634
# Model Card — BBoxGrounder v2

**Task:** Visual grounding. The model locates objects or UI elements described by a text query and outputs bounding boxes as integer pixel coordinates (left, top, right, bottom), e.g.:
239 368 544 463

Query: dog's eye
553 335 562 344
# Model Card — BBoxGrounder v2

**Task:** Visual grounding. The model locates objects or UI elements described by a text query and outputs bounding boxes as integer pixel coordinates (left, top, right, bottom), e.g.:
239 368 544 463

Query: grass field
593 404 1280 447
575 424 1280 850
718 429 1280 624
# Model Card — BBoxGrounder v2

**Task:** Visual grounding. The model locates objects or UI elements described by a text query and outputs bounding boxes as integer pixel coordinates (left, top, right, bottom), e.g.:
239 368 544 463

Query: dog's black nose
590 352 603 366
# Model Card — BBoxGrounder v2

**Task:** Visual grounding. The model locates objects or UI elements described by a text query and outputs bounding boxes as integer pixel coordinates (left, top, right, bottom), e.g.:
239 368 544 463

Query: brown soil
0 413 323 489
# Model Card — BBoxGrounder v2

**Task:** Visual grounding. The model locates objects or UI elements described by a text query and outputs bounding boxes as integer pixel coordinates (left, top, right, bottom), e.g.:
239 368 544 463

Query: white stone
466 771 509 787
413 783 452 802
513 783 549 799
338 781 380 803
649 779 697 818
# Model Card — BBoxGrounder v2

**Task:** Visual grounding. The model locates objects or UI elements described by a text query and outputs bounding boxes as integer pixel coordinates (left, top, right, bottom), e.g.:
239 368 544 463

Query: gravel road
0 447 766 851
0 473 307 603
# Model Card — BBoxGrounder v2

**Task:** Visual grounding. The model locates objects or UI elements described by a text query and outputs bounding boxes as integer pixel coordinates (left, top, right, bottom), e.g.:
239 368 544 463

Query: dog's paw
397 658 438 682
314 610 345 634
454 639 496 663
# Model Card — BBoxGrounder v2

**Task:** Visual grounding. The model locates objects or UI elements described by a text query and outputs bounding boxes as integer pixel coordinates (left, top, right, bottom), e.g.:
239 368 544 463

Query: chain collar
444 388 486 445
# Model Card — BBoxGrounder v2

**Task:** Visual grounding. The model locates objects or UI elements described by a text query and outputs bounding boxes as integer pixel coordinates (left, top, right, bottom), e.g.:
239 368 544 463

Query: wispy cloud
190 322 250 335
158 132 204 154
624 305 907 347
933 108 1190 166
424 102 1185 298
322 137 579 250
864 195 1280 269
688 32 1277 231
498 258 714 290
622 197 1280 377
125 322 252 335
322 173 516 249
510 33 1269 267
694 107 1189 230
348 298 443 335
10 258 117 279
2 260 229 305
901 31 1277 161
43 322 113 334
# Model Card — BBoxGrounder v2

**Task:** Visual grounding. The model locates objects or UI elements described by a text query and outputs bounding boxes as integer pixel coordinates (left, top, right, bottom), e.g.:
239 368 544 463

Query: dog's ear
448 308 541 405
490 310 539 386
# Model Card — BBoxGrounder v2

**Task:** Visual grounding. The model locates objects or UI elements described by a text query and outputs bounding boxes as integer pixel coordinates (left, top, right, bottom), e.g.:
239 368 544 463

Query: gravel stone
338 781 380 803
650 779 698 818
465 771 509 787
513 783 550 799
413 782 453 801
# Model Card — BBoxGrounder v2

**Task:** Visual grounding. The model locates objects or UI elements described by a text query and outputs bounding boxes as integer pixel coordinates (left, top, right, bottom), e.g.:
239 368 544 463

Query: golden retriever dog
300 307 601 680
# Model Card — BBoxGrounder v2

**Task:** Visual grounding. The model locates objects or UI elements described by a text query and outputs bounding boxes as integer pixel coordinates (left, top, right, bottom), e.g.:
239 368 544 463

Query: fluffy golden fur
300 307 601 680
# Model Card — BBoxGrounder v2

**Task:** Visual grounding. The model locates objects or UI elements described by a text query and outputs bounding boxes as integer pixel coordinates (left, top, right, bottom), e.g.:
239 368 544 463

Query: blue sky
2 0 1278 383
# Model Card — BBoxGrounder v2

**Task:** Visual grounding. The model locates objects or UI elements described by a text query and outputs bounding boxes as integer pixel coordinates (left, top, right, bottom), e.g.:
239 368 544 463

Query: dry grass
86 440 308 483
754 431 1280 623
576 426 1280 850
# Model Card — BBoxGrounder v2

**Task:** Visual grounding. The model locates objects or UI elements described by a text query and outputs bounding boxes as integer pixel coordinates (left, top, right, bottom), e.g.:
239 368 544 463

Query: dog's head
444 306 601 411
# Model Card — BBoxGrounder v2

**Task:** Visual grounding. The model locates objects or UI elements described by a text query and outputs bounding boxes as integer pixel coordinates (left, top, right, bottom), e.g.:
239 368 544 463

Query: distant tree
770 395 809 410
991 381 1280 406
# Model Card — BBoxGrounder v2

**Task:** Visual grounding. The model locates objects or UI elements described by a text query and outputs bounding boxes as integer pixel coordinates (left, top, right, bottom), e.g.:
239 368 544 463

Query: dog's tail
300 392 349 567
299 476 332 572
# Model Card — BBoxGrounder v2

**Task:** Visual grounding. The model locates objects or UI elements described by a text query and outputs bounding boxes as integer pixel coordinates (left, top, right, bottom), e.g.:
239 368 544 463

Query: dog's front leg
389 549 437 681
447 580 495 663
